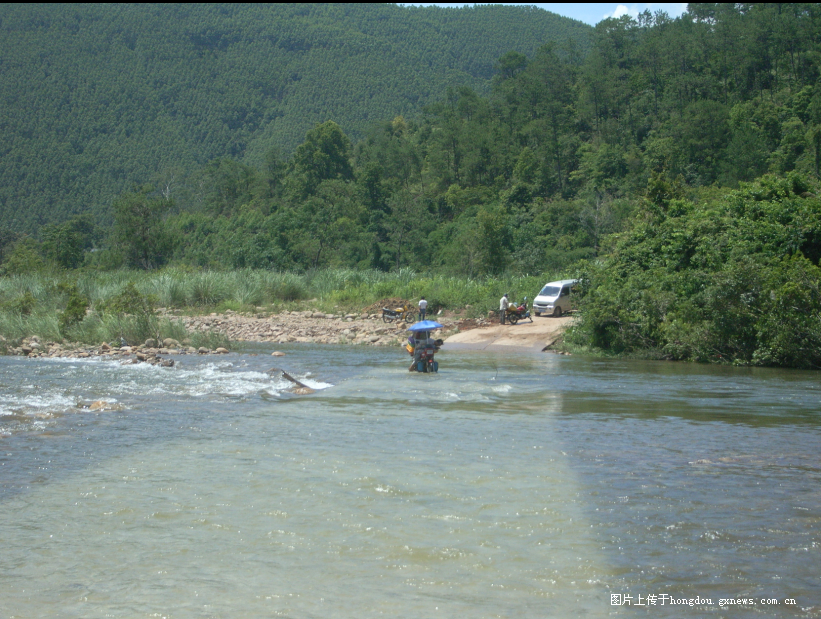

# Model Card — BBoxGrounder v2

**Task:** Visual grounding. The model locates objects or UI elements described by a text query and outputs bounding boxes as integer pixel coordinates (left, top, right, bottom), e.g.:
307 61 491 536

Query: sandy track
444 315 574 351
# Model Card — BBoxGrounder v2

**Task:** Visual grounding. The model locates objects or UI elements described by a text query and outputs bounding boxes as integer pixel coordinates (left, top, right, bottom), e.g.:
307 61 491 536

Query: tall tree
289 121 355 197
112 189 174 269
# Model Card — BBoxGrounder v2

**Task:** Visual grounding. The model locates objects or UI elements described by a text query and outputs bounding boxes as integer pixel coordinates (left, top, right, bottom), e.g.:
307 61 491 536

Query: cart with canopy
406 320 443 373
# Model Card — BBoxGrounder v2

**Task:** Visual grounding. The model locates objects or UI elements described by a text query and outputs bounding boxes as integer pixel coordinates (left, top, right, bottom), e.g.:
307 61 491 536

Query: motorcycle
416 345 439 373
407 336 443 373
505 296 532 325
382 303 415 323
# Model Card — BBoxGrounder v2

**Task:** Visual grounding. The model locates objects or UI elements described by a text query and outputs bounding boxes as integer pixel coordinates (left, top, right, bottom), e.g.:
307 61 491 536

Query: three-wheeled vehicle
406 320 443 373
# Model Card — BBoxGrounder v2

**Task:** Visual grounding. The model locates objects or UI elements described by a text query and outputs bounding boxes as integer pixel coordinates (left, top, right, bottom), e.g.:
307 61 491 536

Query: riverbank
175 307 574 352
444 314 574 352
6 334 229 365
175 308 479 347
2 306 573 359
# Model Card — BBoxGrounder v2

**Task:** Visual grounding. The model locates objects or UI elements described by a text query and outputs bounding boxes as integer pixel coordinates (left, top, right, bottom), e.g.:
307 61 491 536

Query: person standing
499 293 509 324
418 296 428 321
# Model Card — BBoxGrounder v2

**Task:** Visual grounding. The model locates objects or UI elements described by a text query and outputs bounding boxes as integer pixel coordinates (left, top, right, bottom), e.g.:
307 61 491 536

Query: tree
293 179 365 268
0 227 21 263
197 158 261 216
112 188 174 269
578 194 618 254
0 237 46 275
476 205 512 274
385 188 428 270
41 215 97 269
290 121 354 197
263 147 287 200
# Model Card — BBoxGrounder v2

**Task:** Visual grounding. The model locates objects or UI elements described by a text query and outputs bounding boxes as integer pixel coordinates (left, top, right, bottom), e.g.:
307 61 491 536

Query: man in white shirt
499 293 509 324
418 296 428 321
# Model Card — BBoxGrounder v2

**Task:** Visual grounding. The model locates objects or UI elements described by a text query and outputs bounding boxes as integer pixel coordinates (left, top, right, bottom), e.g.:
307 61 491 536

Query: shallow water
1 345 819 618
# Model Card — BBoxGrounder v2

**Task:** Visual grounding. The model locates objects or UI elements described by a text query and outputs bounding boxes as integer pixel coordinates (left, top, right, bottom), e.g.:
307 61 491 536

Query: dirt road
444 314 574 351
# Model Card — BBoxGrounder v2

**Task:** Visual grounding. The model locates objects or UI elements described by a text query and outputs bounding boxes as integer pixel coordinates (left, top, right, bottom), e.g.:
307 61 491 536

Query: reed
0 312 61 342
0 268 569 343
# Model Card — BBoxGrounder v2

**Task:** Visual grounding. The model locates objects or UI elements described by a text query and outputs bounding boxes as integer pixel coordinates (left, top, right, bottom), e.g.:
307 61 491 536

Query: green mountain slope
0 3 590 230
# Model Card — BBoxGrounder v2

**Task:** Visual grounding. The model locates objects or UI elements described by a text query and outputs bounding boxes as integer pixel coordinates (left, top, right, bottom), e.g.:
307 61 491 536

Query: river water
0 345 819 618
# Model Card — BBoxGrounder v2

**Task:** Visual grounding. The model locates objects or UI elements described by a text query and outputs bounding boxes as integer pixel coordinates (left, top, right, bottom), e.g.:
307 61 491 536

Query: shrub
97 281 157 317
0 291 36 315
58 285 89 335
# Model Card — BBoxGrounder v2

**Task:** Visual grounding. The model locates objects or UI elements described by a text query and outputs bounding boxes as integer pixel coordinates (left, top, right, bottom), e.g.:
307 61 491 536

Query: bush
58 285 89 335
96 281 157 317
0 237 47 275
568 174 821 368
0 291 36 315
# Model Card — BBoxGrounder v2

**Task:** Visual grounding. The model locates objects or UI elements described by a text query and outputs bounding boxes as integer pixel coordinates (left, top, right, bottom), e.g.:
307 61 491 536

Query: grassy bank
0 309 229 353
0 268 568 349
0 268 561 313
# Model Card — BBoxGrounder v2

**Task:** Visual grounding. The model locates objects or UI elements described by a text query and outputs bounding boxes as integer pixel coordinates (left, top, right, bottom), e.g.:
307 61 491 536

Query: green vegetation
0 268 548 318
0 3 589 230
0 268 544 351
3 4 821 368
57 284 89 335
568 175 821 369
0 274 230 349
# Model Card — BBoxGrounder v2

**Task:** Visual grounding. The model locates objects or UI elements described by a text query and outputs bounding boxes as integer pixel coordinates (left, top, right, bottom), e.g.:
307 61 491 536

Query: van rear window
539 286 561 297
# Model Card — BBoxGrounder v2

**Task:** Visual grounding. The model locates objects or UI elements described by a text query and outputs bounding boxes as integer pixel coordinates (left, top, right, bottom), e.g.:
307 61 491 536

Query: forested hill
0 3 590 231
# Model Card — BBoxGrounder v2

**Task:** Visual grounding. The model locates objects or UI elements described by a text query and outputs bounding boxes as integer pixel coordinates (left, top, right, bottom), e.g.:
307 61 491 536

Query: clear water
1 345 819 618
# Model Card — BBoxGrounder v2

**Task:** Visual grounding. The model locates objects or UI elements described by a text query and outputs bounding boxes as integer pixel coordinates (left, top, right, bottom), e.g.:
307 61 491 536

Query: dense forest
0 3 590 230
3 3 821 367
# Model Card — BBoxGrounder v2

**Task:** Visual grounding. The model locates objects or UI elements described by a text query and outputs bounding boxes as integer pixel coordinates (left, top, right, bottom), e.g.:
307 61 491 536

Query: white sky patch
604 3 687 21
406 4 689 26
607 4 636 19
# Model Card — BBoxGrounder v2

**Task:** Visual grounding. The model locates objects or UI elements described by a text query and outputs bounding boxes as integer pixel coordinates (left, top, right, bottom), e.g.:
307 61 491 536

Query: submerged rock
87 400 124 412
290 387 315 395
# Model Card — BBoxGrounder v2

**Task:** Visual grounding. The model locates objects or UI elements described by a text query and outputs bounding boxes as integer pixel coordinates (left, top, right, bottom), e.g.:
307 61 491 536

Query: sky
406 3 689 25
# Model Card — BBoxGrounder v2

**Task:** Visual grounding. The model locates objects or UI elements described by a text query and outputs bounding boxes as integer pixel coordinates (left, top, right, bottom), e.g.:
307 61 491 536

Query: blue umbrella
407 320 444 331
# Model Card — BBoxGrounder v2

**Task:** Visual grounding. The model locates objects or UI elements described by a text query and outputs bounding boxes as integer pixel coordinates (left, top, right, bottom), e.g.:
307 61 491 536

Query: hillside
0 3 590 230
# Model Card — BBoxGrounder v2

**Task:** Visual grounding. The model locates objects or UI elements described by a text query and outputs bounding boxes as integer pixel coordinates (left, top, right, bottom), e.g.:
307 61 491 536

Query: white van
533 279 578 317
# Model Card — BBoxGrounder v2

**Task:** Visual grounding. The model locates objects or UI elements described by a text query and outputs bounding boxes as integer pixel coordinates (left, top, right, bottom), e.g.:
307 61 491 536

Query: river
0 345 819 618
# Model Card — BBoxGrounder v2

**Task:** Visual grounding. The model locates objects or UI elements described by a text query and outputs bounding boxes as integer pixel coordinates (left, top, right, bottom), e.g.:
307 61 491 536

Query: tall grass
0 312 61 342
148 270 188 307
3 268 572 312
0 267 574 344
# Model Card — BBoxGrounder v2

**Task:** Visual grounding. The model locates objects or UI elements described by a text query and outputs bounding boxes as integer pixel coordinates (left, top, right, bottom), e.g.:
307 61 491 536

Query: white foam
35 356 334 401
0 393 77 417
300 378 333 389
